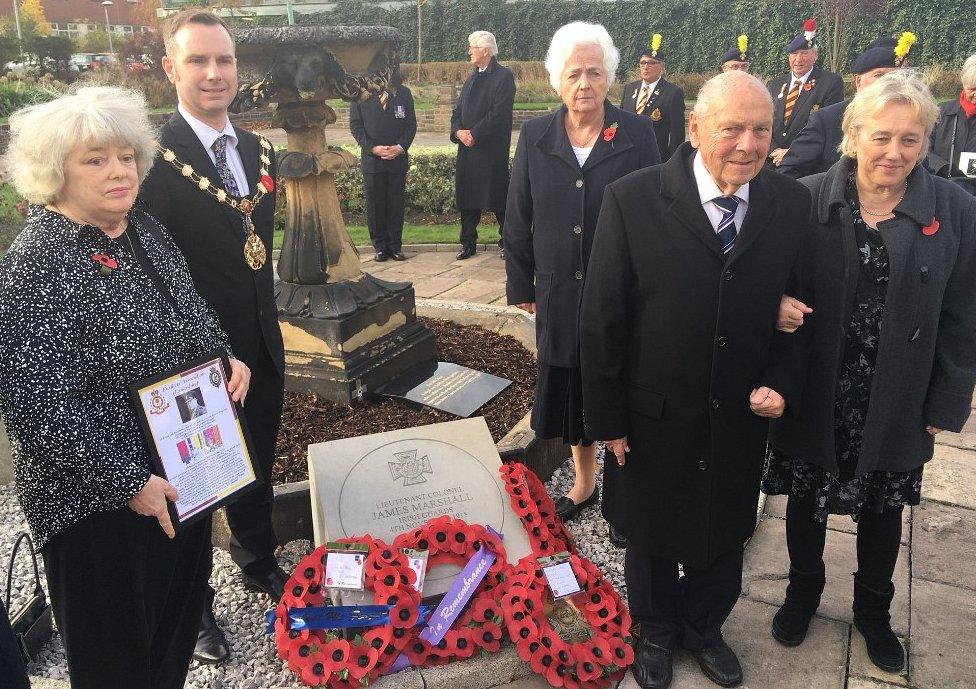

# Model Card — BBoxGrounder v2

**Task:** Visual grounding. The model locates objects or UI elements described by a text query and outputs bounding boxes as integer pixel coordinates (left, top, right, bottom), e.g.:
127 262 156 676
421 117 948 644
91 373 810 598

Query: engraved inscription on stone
421 368 480 406
376 362 511 418
308 418 532 596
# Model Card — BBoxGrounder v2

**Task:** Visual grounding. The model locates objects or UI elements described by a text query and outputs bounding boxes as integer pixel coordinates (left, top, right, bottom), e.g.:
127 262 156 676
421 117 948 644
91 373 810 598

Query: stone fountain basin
211 302 568 550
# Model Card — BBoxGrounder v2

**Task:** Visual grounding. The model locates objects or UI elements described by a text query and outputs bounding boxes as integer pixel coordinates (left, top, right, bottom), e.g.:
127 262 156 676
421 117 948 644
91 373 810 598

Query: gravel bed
0 448 625 686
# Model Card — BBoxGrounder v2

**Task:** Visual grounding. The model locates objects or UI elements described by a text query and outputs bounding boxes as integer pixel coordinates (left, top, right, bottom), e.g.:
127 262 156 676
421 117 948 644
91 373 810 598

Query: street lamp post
101 0 114 54
11 0 22 42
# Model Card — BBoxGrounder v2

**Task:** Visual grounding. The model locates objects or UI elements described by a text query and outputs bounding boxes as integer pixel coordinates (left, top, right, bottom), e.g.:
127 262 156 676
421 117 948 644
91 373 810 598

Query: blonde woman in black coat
768 70 976 673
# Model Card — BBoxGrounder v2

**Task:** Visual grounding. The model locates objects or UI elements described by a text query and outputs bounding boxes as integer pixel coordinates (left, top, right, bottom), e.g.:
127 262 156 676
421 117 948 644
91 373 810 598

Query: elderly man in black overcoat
451 30 516 259
580 70 812 689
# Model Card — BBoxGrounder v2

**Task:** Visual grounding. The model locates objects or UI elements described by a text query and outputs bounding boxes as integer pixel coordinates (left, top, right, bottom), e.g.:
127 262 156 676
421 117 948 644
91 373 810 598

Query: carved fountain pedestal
234 26 436 404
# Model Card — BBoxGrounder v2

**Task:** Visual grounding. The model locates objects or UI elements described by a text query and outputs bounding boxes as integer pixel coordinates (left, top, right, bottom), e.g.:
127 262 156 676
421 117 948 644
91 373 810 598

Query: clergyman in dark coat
349 78 418 260
618 36 685 160
451 30 516 259
580 71 811 689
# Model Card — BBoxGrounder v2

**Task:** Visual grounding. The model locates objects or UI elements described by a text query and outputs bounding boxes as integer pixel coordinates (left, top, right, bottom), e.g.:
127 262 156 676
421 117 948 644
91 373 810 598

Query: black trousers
0 599 29 689
363 171 406 254
459 207 506 249
785 491 903 590
41 509 212 689
625 541 743 650
224 343 285 576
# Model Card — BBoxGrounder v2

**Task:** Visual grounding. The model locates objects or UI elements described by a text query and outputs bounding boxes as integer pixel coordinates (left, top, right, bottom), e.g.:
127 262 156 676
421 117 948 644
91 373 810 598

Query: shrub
922 63 962 101
0 76 61 118
78 69 176 110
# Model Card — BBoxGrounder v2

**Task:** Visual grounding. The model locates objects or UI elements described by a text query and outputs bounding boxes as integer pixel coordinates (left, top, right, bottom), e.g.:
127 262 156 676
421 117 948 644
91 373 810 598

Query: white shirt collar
178 103 238 152
641 78 661 93
791 67 815 87
692 151 750 206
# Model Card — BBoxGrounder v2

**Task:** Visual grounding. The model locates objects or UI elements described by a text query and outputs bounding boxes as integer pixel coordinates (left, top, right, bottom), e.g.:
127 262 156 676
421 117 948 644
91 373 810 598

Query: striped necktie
379 90 389 110
712 195 740 255
636 85 649 115
783 80 800 123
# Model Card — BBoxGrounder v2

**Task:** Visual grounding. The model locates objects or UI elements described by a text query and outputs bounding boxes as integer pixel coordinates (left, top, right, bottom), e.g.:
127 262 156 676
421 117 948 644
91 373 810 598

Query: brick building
0 0 151 40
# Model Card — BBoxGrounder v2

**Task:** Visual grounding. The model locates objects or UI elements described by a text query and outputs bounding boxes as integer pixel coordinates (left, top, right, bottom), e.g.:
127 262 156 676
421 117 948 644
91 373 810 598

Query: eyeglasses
639 60 661 67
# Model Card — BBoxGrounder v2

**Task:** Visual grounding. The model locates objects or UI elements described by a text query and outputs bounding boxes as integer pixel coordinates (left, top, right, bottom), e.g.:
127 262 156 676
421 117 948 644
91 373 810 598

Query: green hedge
248 0 975 80
334 148 462 216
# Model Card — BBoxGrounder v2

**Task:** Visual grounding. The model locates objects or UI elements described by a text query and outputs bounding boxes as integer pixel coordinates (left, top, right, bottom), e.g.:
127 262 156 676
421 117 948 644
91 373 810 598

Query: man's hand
926 426 943 436
605 438 630 466
777 295 813 333
516 302 536 314
457 130 475 147
371 145 387 157
128 475 178 539
226 358 251 404
750 387 786 418
769 148 789 166
382 145 405 160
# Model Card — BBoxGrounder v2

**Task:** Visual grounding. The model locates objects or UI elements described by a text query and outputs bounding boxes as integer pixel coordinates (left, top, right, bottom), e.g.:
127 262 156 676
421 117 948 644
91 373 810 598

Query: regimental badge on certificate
130 351 260 530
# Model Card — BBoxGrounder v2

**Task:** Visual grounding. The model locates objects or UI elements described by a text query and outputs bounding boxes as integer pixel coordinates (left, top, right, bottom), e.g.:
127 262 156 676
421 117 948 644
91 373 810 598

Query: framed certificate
130 351 261 530
959 152 976 178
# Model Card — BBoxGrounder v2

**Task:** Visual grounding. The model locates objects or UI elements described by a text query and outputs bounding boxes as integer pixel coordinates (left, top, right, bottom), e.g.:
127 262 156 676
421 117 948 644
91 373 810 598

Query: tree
808 0 889 72
18 0 51 37
0 34 19 67
119 31 165 76
81 27 111 53
30 34 74 79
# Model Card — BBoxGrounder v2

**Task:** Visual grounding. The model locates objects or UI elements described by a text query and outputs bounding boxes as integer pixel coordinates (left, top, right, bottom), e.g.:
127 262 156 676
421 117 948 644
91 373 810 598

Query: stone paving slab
436 279 507 303
849 631 910 687
910 578 976 689
911 501 976 591
763 495 911 544
848 678 907 689
742 518 911 636
420 645 523 689
921 445 976 510
617 597 848 689
411 276 465 298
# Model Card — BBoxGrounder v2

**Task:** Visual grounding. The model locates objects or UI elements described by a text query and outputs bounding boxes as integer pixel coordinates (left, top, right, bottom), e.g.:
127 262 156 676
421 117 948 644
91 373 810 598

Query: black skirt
531 363 593 446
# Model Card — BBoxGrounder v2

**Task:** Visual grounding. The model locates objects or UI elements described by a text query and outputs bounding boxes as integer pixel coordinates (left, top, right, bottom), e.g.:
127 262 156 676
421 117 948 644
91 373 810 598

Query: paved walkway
258 128 516 149
363 247 510 305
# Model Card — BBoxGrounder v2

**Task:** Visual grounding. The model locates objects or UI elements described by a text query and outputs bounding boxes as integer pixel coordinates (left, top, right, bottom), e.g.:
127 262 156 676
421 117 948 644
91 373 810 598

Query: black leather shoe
693 641 742 687
194 608 230 665
456 246 476 260
391 251 407 261
554 488 599 522
632 639 673 689
608 525 628 548
243 564 289 601
375 252 389 262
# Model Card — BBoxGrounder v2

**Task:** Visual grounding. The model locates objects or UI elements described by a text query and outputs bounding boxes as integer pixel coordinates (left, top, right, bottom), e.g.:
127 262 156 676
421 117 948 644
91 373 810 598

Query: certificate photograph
131 352 260 528
959 152 976 178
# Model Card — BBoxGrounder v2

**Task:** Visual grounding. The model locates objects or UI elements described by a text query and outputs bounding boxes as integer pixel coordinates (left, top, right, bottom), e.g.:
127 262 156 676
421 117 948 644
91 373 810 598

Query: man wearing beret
721 35 751 73
767 19 844 167
621 34 686 160
779 34 916 179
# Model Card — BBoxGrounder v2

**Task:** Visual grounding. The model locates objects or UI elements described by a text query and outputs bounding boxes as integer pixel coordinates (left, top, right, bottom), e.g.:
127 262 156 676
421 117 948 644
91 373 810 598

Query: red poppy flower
575 654 604 682
259 174 275 192
280 627 312 659
404 636 433 665
608 636 635 667
475 620 503 653
452 627 478 659
362 627 392 655
508 616 540 646
91 253 118 269
471 597 501 624
922 218 940 235
320 637 350 672
347 645 379 680
389 600 419 628
298 650 329 686
373 565 401 595
424 652 452 667
530 644 556 675
603 124 618 142
803 82 813 91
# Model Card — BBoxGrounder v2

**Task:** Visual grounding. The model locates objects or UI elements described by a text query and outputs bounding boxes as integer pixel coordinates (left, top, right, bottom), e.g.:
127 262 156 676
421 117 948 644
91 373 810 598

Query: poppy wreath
392 515 509 667
272 534 421 687
500 462 575 556
499 554 634 689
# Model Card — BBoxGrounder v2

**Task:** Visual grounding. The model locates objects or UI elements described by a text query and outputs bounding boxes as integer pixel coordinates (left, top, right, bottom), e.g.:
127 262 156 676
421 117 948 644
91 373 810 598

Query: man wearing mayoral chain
138 8 286 665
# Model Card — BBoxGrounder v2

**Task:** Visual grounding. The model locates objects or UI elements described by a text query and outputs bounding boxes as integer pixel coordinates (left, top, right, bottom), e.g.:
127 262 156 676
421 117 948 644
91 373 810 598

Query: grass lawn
272 222 500 250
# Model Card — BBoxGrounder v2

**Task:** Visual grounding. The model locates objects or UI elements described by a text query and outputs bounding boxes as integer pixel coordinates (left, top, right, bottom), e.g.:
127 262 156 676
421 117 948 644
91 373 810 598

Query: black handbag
5 531 53 664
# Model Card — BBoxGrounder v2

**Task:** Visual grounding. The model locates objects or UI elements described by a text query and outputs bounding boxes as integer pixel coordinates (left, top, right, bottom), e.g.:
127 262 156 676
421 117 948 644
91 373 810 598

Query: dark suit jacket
137 112 284 378
505 103 660 368
450 58 516 211
779 98 848 179
349 85 418 175
926 99 976 196
768 66 844 149
619 77 686 160
580 142 811 567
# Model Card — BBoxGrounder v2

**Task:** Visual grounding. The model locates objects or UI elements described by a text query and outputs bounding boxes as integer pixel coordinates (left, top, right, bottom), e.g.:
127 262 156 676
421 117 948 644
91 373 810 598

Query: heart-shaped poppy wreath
500 462 575 556
272 534 421 687
499 552 634 689
391 515 510 667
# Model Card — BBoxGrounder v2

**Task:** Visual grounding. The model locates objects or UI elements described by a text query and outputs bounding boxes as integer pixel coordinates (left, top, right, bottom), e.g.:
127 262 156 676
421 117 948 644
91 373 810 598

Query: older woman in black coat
505 21 660 539
767 71 976 673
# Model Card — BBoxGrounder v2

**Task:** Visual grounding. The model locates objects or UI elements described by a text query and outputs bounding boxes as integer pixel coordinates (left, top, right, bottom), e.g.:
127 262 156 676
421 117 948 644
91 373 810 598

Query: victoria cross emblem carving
388 450 433 486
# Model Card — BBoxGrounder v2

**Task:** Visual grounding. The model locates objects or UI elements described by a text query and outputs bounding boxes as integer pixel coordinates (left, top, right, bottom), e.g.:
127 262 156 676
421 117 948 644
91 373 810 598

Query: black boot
771 564 825 646
853 575 904 672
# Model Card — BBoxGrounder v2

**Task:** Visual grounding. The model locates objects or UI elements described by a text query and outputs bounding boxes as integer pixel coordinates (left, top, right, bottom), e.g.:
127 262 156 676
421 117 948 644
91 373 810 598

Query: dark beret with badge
721 35 750 64
787 18 818 52
850 32 917 74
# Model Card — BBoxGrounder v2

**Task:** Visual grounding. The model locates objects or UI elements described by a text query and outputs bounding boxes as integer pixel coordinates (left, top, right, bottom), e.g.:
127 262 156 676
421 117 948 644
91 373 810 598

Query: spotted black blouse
0 206 233 549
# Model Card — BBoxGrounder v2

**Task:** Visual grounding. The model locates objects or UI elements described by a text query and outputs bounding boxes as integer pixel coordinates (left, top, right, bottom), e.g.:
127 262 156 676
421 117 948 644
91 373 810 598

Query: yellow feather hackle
651 34 662 52
894 31 917 61
737 35 748 55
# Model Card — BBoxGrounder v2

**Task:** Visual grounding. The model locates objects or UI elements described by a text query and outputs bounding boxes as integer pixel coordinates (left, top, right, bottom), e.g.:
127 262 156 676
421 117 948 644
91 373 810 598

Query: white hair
693 70 772 120
4 86 156 205
840 69 938 160
544 22 620 92
468 31 498 57
961 54 976 89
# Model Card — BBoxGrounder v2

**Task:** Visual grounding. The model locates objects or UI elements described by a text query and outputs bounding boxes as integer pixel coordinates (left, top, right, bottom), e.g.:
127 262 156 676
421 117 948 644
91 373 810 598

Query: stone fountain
232 26 436 404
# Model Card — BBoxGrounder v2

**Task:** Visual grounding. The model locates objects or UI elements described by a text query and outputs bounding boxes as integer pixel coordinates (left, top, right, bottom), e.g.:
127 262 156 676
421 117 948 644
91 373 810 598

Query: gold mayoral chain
156 137 275 270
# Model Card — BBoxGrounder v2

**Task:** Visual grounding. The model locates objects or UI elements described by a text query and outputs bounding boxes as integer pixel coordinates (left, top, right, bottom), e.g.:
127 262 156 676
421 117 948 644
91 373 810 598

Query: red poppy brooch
91 253 118 276
922 218 940 236
603 123 618 143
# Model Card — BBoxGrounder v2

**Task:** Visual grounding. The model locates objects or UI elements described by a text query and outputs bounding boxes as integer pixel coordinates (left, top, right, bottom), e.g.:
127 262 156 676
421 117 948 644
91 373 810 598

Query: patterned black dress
762 172 923 522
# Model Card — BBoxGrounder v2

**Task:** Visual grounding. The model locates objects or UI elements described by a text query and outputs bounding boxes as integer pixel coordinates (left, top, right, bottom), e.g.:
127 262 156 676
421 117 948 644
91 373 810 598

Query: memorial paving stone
308 417 532 596
376 361 512 417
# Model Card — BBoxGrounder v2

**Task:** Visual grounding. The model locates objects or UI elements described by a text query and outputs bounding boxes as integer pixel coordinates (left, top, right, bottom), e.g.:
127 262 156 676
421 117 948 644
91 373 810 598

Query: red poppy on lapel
922 218 940 235
803 82 813 91
603 122 618 142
